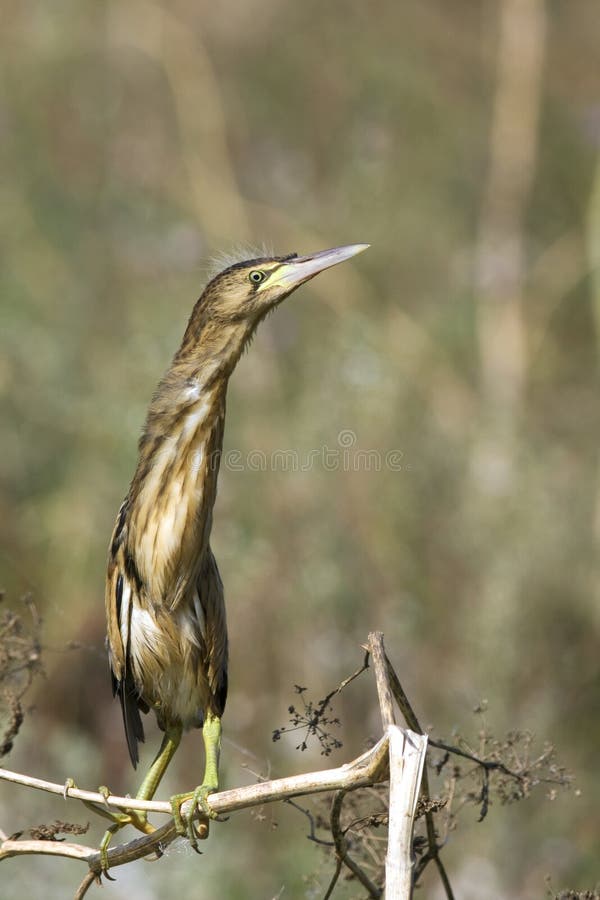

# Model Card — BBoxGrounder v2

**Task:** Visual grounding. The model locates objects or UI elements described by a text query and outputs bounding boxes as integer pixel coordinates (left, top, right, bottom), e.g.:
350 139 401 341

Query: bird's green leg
135 722 183 808
170 712 221 850
99 724 182 871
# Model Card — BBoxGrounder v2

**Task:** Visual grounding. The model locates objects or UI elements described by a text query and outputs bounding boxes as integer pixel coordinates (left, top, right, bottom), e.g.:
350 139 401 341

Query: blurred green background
1 1 599 897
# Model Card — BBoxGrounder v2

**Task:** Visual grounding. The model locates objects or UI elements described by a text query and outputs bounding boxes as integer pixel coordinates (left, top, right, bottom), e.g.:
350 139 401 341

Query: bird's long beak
271 243 370 291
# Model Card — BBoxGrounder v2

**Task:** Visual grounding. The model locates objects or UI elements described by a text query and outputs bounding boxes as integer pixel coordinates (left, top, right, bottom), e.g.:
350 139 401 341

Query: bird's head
200 243 369 325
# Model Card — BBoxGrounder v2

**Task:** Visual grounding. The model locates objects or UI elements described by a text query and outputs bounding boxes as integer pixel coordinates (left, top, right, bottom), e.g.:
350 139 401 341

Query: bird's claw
63 777 76 800
98 785 113 809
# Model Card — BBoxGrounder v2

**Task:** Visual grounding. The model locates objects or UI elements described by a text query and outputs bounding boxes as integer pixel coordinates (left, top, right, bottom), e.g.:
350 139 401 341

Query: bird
101 242 369 859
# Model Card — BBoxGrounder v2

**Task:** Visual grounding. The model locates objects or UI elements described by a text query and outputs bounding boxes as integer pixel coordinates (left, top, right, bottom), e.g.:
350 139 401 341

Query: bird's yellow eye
249 270 266 284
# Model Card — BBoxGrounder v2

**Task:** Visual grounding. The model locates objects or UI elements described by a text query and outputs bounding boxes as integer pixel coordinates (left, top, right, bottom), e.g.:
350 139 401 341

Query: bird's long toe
169 788 212 851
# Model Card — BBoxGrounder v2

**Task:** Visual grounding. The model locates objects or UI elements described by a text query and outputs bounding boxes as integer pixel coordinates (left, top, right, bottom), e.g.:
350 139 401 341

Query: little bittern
104 243 369 854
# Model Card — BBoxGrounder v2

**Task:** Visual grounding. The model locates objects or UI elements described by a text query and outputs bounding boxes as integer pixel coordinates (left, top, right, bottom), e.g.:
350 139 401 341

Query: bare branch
384 651 422 733
0 833 94 863
0 768 172 816
368 632 396 729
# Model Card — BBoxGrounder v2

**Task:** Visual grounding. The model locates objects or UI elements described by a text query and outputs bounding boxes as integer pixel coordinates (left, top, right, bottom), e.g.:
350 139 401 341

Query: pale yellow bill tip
276 243 370 287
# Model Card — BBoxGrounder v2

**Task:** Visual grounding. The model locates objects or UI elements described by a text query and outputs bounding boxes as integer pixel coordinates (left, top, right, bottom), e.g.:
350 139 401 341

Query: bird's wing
196 547 229 718
105 499 146 767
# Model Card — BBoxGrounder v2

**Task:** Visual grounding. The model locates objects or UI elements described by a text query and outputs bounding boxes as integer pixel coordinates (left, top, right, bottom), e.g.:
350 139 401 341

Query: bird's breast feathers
131 395 224 600
106 397 224 682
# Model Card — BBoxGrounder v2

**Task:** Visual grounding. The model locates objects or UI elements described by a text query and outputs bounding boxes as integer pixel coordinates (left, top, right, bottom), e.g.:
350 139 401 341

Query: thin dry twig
283 799 333 847
322 854 343 900
0 594 43 758
330 789 382 899
74 870 98 900
272 652 369 755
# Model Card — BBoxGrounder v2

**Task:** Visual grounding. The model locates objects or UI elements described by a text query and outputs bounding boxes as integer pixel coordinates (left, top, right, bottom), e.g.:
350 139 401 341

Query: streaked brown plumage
104 243 369 850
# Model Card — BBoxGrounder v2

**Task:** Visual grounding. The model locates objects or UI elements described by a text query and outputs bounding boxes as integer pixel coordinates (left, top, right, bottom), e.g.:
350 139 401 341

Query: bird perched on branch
102 243 369 857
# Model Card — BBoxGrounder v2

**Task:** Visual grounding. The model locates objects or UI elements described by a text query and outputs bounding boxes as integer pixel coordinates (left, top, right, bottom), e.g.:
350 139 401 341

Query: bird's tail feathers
118 671 146 768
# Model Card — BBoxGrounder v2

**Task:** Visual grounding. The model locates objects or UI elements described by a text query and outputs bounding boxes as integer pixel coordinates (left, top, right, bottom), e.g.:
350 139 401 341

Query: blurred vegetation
1 0 599 897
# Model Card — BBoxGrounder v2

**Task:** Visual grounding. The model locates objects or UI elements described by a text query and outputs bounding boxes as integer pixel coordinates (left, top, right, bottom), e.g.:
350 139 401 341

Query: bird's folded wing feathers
106 563 126 682
105 500 147 766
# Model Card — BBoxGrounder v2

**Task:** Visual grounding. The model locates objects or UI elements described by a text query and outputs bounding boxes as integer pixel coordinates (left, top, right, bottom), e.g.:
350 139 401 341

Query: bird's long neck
140 316 255 460
128 317 255 603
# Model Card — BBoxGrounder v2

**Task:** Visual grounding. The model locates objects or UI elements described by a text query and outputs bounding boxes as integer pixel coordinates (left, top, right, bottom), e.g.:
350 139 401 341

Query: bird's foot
169 783 221 851
62 778 153 871
64 781 123 827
